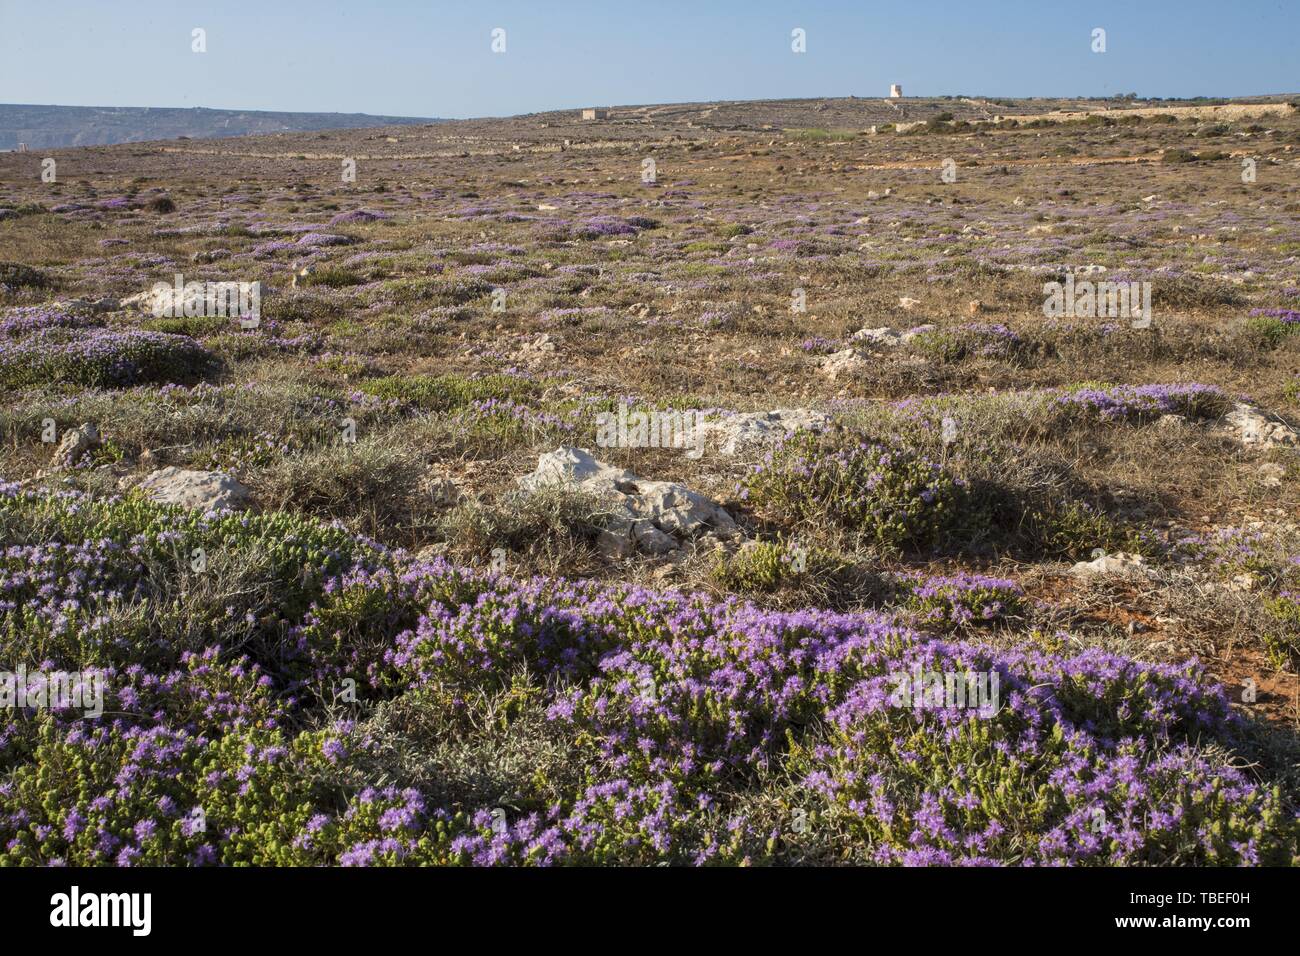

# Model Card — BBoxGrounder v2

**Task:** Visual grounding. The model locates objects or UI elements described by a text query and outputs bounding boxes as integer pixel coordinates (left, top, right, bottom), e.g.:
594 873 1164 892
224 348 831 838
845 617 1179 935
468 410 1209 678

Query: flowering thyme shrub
458 398 575 444
329 209 390 226
1248 308 1300 324
0 538 149 644
0 488 1295 866
138 314 232 337
909 323 1029 363
296 232 354 248
800 649 1294 864
901 573 1025 627
742 430 965 550
1172 527 1282 581
797 336 842 355
1 306 98 337
577 217 640 238
0 327 214 388
0 483 383 664
1055 383 1228 423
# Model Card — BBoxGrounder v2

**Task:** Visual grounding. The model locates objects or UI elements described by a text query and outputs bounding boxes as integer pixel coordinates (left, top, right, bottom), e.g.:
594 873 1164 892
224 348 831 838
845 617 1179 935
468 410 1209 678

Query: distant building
890 84 903 98
581 108 609 121
16 143 27 153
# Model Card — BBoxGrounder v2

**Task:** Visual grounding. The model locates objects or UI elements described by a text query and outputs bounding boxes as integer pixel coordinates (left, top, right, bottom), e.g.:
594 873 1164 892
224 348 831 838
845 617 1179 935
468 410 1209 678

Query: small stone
1220 572 1258 593
821 348 871 382
427 477 463 506
49 423 100 470
515 333 557 360
1257 462 1286 488
1221 402 1298 447
1069 551 1152 578
633 520 677 555
852 326 903 347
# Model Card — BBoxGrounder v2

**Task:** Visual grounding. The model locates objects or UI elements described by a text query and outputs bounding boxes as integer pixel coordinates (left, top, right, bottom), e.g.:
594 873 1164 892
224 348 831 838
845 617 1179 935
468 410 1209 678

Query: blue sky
1 0 1295 118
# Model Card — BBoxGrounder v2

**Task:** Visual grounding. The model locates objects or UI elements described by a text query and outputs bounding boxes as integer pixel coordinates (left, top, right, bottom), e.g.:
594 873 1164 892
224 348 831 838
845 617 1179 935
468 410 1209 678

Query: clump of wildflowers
1056 383 1229 422
900 572 1025 627
0 326 214 388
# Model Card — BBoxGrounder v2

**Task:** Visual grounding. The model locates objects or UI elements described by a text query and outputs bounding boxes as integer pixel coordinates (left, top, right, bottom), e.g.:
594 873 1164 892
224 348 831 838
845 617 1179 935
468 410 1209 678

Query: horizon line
4 90 1298 125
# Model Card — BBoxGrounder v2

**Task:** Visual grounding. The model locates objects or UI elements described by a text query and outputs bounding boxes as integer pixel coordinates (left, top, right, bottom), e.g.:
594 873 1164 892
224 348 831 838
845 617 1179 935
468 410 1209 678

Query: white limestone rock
137 467 252 512
519 447 738 557
703 408 829 454
1069 551 1152 578
1221 402 1298 448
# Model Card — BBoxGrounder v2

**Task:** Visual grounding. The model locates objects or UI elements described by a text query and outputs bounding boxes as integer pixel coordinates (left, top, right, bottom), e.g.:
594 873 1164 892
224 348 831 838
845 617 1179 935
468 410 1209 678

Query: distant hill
0 104 442 149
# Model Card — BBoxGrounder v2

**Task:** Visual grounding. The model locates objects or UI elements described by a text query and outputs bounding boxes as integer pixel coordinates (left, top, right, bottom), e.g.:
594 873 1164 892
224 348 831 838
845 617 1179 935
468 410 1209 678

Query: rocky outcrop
519 446 739 557
136 467 252 512
702 408 829 454
850 324 934 347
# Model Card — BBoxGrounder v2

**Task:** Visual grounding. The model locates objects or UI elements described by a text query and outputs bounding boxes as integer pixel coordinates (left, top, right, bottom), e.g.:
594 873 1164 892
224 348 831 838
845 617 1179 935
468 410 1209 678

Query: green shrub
295 266 366 288
784 128 858 141
0 261 54 290
0 203 47 220
0 485 386 667
908 324 1028 364
1245 316 1297 349
357 372 537 411
1262 593 1300 668
253 436 427 535
1154 276 1241 309
140 314 231 337
742 430 965 550
1028 499 1154 561
682 240 728 254
710 540 844 593
365 276 491 307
